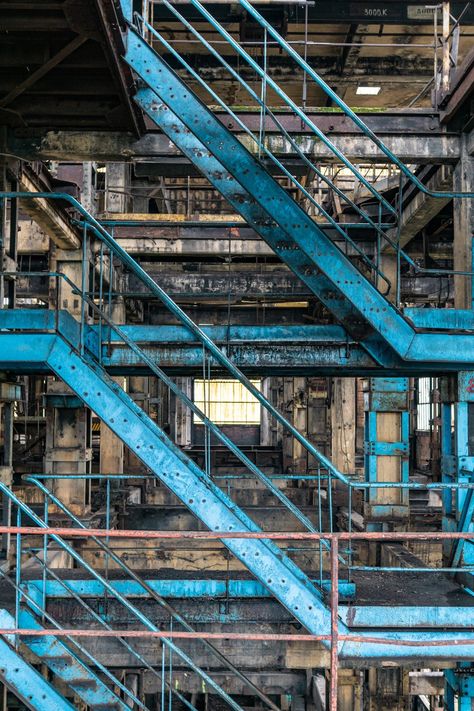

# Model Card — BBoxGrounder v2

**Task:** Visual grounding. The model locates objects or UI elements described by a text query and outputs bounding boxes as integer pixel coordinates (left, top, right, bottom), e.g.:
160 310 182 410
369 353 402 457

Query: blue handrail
0 190 353 487
1 482 246 711
234 0 473 200
135 6 474 286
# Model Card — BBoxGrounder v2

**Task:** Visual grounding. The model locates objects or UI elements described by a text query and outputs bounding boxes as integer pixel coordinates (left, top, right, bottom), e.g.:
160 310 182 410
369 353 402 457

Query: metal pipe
3 525 474 541
26 478 281 711
1 628 474 647
330 537 339 711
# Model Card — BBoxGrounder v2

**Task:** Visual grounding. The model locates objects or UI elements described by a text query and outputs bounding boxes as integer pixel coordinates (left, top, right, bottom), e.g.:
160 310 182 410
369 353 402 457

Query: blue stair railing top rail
128 0 474 308
23 473 281 711
6 484 254 711
1 269 342 559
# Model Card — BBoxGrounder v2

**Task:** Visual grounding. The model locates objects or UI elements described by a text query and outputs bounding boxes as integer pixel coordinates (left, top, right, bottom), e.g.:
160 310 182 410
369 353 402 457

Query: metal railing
131 0 474 305
2 523 474 709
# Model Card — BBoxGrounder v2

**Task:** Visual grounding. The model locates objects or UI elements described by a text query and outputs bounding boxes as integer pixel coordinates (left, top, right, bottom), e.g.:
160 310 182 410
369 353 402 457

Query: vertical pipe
98 241 104 364
105 476 111 607
433 5 439 108
168 617 173 711
329 536 339 711
80 223 88 356
8 190 17 309
161 636 166 711
442 1 451 91
107 235 114 355
317 464 323 587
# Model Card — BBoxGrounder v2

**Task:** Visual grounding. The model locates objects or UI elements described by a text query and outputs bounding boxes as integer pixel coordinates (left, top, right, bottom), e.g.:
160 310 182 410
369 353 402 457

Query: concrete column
105 163 131 215
174 377 192 447
366 668 410 711
331 378 356 475
0 379 21 557
283 378 308 474
100 299 126 478
337 669 363 711
380 253 399 305
0 166 18 309
453 132 474 309
260 377 283 448
44 382 91 512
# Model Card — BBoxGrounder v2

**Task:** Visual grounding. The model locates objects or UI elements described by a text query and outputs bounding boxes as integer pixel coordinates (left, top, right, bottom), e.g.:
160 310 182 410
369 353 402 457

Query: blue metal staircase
0 610 75 710
17 608 127 711
3 316 474 662
118 0 473 369
124 32 411 367
0 3 474 695
5 330 337 638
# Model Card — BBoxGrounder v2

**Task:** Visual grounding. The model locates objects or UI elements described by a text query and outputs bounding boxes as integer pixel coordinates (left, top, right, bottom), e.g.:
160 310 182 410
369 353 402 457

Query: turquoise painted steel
19 579 474 628
137 2 474 293
0 610 75 710
124 35 415 359
17 608 129 710
0 485 247 711
230 0 474 200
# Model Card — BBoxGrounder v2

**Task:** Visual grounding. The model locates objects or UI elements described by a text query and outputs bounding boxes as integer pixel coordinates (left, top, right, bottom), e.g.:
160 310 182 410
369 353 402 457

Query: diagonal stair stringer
44 334 338 638
124 31 415 360
132 87 401 368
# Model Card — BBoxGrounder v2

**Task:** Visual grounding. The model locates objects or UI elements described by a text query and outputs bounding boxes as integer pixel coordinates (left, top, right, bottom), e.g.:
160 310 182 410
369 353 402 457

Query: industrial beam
4 129 461 164
0 36 87 108
16 172 80 249
125 268 309 300
384 165 453 249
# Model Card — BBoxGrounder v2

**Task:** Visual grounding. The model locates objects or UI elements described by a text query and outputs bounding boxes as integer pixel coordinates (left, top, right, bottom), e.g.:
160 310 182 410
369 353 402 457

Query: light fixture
356 86 381 96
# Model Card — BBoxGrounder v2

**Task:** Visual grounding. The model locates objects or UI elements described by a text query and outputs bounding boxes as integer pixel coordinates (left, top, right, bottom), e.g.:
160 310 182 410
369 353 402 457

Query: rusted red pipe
0 629 474 646
4 526 474 541
330 537 339 711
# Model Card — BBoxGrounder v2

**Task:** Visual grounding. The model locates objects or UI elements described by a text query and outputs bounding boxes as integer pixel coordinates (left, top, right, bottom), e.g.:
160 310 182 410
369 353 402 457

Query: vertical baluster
161 633 166 711
329 536 339 711
348 484 353 576
107 235 114 356
98 241 104 364
105 476 110 611
258 27 267 161
15 507 21 649
42 491 48 623
169 617 173 711
396 174 404 307
80 223 88 356
317 463 323 587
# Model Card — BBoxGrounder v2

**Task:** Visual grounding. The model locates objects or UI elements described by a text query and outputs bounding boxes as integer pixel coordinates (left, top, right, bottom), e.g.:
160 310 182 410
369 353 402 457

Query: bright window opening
194 379 261 425
416 377 438 432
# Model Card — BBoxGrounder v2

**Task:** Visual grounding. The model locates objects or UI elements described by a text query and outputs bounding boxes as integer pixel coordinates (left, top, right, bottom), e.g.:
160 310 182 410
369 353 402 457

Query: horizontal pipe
2 628 474 648
3 526 474 541
22 473 474 490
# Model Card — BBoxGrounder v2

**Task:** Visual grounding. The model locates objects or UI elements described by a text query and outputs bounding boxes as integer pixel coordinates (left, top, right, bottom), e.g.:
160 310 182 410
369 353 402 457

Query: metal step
18 608 129 710
0 610 74 710
124 29 415 365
